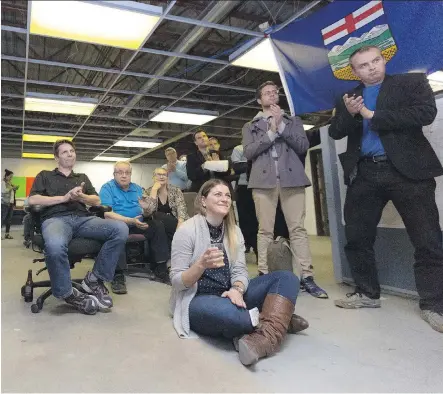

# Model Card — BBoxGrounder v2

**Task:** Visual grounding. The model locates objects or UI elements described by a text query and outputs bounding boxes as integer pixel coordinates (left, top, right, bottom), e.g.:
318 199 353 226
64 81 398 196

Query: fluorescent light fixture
428 71 443 83
23 134 73 143
230 38 279 73
25 93 98 115
151 107 218 126
30 1 162 50
303 124 315 131
22 152 54 159
93 156 130 162
114 140 161 148
429 81 443 93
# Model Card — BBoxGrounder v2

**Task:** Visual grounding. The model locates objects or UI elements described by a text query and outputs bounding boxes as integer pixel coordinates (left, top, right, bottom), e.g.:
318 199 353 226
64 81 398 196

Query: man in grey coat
242 81 328 298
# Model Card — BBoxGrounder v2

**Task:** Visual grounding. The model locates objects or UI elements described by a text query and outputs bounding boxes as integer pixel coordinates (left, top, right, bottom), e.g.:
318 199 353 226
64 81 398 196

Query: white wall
304 149 317 236
0 158 164 192
1 156 319 234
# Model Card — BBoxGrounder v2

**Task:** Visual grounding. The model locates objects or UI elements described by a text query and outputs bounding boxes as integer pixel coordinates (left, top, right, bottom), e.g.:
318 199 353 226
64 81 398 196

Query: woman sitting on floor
169 179 308 366
141 167 189 248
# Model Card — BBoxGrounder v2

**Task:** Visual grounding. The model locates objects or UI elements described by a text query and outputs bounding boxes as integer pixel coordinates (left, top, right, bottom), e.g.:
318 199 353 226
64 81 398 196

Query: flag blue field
270 1 443 114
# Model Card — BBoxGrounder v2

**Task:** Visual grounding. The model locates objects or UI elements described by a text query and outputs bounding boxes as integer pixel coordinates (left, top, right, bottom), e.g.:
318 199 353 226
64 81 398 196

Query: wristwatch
231 285 245 295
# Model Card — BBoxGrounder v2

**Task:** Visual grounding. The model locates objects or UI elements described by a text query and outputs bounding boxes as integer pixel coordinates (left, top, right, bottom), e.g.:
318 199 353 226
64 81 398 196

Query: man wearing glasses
242 81 328 298
99 161 170 294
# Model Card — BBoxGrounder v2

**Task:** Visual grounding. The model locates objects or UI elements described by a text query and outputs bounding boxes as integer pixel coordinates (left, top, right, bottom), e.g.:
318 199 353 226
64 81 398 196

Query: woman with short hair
169 179 308 366
141 167 189 246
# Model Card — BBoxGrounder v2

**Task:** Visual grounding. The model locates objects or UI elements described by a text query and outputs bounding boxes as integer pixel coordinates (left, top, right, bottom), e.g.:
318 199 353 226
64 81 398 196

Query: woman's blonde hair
195 179 238 259
153 167 167 176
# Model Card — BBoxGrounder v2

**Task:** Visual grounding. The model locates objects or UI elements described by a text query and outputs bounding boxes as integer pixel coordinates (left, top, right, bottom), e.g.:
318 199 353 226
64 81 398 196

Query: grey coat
242 112 311 189
1 180 14 205
169 214 248 338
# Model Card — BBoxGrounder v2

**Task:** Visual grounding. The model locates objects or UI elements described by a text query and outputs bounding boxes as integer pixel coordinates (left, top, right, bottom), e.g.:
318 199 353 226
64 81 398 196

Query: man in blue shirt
99 161 170 294
361 83 384 156
162 147 188 191
329 46 443 333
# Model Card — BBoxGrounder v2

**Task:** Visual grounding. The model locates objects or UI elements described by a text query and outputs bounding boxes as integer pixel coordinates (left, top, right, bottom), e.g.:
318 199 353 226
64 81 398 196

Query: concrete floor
2 227 442 392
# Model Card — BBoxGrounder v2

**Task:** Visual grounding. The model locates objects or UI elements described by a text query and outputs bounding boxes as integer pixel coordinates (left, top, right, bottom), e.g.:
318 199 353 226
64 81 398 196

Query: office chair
21 205 111 313
125 233 157 280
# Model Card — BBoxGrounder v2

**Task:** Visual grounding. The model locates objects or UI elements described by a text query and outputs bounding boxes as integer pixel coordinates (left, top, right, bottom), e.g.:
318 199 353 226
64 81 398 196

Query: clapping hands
64 182 85 202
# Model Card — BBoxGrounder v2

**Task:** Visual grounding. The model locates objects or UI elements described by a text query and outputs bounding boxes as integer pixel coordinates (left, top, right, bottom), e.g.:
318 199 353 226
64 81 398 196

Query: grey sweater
242 112 311 189
1 180 14 205
169 214 249 338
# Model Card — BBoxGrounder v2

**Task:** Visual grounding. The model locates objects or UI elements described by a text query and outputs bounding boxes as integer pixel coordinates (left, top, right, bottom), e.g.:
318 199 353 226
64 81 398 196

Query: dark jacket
329 73 441 185
186 150 231 193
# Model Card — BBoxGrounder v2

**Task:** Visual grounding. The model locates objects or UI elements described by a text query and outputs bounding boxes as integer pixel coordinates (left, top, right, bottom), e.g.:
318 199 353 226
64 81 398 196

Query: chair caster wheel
21 287 34 302
31 303 41 313
24 294 33 303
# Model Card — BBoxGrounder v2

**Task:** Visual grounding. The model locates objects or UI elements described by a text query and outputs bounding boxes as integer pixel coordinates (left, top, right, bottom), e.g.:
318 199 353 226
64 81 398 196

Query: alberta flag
270 1 443 114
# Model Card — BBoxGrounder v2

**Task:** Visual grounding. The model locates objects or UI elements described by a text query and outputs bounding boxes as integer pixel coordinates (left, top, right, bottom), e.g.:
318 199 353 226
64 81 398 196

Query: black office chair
21 205 111 313
125 233 157 280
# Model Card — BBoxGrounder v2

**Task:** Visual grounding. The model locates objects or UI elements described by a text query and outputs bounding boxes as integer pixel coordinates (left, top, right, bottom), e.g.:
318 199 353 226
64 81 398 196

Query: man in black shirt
28 140 129 315
208 136 221 160
186 130 212 192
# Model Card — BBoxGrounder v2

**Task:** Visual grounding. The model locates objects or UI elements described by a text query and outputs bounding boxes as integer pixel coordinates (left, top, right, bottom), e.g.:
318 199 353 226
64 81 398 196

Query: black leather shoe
111 273 127 295
301 276 328 299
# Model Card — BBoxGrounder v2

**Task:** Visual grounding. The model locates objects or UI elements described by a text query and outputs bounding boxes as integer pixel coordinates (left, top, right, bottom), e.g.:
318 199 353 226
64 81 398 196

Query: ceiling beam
229 10 268 23
21 5 31 155
272 0 323 32
162 14 264 38
139 47 228 65
1 77 259 109
1 101 253 122
118 1 241 117
1 124 129 135
2 119 243 133
1 25 230 66
2 93 258 122
1 25 26 34
71 1 178 139
0 10 264 39
2 55 255 92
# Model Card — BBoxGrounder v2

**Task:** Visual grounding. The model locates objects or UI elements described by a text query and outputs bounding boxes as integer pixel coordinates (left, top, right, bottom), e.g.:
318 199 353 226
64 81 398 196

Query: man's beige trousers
252 185 313 278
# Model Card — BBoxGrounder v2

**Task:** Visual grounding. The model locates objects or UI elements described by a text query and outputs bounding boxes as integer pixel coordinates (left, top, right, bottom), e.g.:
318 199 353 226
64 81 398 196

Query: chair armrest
88 205 112 218
27 205 43 213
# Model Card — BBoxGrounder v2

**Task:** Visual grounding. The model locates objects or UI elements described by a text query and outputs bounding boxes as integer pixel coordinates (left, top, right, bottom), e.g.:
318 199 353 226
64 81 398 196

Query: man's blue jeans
189 271 299 339
41 215 129 298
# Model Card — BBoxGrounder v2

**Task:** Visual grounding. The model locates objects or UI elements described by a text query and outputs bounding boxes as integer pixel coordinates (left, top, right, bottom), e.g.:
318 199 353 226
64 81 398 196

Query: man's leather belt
360 154 389 163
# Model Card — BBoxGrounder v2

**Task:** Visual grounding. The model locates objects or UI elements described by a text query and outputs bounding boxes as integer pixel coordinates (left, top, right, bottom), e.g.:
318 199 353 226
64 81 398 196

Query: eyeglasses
262 90 279 97
114 171 131 176
154 173 167 177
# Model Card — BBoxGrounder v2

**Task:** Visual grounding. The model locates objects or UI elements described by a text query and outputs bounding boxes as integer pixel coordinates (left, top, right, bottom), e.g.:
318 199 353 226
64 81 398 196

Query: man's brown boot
238 294 294 366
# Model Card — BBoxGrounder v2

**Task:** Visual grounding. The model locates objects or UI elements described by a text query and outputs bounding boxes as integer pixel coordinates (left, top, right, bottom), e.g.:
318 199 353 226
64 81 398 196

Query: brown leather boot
288 313 309 333
233 313 309 352
238 293 294 366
